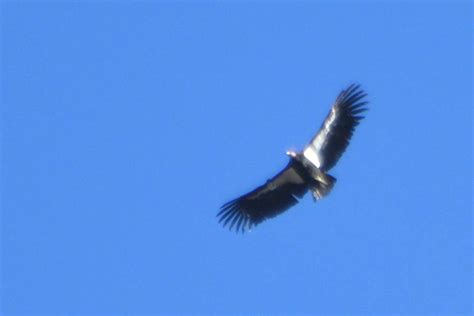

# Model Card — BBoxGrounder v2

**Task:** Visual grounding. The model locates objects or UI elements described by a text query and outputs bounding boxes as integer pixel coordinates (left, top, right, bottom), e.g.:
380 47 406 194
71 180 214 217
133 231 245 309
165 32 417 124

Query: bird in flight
217 84 369 233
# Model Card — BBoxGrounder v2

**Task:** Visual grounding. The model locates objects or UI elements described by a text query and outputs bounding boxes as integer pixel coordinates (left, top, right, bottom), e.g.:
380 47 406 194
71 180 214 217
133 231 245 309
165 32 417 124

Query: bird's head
286 149 298 159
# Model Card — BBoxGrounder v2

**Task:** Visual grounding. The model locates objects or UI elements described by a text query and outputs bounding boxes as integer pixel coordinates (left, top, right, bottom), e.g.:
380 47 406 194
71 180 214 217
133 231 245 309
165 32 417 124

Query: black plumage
217 84 368 232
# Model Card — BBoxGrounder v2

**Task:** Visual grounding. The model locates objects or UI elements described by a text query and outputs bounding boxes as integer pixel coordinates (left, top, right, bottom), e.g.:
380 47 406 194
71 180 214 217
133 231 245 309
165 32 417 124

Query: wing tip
218 199 255 233
336 83 369 115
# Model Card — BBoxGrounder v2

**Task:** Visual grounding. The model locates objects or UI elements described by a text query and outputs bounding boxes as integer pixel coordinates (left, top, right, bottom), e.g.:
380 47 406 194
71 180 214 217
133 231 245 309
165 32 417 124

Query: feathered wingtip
216 199 254 233
336 83 369 123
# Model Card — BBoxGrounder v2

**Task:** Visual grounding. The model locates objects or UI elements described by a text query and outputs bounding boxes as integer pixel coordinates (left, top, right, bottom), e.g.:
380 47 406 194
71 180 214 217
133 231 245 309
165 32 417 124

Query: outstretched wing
303 84 368 172
217 161 308 233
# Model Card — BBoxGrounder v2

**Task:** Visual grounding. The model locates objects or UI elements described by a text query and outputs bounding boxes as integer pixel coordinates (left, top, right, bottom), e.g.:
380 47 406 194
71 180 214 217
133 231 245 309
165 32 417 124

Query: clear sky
1 2 472 315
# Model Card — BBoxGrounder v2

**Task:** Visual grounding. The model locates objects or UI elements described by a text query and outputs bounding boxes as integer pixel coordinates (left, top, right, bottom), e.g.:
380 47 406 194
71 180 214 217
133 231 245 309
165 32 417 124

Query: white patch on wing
324 107 337 131
304 107 338 169
303 146 321 168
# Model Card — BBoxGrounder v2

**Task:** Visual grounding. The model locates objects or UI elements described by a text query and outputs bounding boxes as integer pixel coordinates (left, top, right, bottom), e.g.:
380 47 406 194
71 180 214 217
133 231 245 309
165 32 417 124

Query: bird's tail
312 172 336 201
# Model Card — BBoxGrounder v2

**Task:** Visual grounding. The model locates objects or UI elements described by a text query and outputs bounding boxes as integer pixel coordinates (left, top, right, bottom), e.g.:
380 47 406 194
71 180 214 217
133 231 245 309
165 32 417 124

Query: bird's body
287 150 336 201
218 84 368 232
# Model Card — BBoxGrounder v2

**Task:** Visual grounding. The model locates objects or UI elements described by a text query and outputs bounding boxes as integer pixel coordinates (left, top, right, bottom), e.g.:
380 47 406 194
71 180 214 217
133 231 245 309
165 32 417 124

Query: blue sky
1 2 472 315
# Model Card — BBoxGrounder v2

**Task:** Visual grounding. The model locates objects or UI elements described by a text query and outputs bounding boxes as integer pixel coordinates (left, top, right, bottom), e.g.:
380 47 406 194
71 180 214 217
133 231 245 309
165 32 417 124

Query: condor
218 84 368 232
